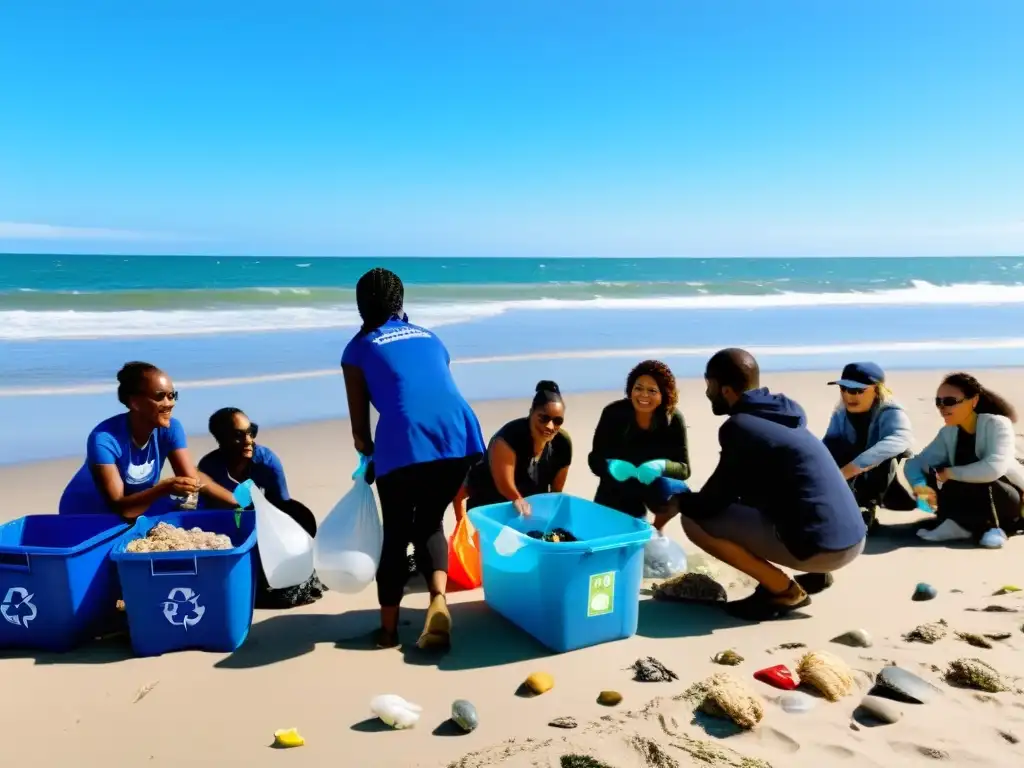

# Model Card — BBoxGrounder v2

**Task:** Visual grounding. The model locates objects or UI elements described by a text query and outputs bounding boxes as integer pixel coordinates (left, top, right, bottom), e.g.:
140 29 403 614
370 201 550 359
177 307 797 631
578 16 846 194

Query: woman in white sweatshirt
905 372 1024 548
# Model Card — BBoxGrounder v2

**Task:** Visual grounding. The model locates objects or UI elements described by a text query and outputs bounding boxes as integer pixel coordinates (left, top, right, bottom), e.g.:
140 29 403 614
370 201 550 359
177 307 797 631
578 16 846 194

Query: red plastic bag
448 517 482 590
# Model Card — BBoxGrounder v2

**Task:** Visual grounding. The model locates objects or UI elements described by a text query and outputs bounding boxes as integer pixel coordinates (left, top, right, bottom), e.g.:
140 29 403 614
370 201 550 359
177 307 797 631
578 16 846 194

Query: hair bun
535 380 560 395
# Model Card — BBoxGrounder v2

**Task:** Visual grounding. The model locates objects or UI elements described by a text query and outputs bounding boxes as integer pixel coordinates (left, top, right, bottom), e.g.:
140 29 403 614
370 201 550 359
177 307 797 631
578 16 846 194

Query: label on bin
161 587 206 629
587 572 615 617
1 587 37 628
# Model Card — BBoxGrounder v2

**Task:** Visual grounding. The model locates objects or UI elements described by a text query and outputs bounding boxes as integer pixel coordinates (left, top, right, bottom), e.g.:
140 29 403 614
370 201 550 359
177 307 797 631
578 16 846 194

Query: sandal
416 595 452 650
724 580 810 621
794 572 834 595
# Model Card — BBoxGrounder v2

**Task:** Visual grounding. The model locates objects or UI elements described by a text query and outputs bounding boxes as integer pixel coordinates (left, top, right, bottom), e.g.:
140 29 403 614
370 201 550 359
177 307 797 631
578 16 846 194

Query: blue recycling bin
110 510 257 657
0 514 129 652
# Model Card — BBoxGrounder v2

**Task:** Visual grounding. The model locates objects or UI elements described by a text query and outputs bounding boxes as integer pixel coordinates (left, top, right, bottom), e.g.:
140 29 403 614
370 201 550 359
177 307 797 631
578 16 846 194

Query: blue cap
828 362 885 390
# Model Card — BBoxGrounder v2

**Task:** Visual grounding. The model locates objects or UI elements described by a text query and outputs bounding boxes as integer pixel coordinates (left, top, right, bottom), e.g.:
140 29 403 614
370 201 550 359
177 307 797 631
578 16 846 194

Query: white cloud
0 221 173 242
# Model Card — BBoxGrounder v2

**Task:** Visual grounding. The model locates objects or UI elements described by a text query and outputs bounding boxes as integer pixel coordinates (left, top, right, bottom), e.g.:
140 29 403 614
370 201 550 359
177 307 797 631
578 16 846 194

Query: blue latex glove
607 459 638 482
233 479 255 509
904 466 935 513
353 452 375 484
636 459 668 485
653 477 690 502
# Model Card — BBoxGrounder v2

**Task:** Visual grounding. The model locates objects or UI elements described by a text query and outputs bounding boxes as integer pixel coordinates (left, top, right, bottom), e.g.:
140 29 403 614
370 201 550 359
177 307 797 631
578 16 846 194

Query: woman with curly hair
905 372 1024 548
588 360 690 526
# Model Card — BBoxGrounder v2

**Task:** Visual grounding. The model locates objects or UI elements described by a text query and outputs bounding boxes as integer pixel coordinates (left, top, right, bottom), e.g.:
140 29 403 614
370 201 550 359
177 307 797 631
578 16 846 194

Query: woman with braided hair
906 372 1024 548
342 267 485 650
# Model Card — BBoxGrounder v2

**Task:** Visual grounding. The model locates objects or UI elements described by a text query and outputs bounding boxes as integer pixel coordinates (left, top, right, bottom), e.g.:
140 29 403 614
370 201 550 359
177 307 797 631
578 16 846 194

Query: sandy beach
2 367 1024 768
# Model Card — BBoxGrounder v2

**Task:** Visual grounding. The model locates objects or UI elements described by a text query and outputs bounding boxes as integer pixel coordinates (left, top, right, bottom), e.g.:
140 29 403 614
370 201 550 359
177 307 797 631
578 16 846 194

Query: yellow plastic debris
273 728 305 748
525 672 554 694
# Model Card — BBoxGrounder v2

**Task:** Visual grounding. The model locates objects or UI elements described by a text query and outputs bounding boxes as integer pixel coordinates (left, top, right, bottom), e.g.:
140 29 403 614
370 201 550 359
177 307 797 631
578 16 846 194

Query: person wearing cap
822 362 916 530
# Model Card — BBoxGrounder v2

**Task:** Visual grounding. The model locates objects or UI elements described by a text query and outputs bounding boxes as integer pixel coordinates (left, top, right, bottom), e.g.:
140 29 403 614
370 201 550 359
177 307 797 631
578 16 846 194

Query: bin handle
584 542 630 554
0 552 30 572
150 557 199 577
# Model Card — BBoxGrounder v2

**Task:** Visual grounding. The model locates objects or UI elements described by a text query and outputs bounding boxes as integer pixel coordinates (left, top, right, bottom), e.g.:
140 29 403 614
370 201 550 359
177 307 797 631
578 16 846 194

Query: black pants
594 481 673 520
934 477 1023 538
254 498 321 609
823 438 915 511
374 456 477 607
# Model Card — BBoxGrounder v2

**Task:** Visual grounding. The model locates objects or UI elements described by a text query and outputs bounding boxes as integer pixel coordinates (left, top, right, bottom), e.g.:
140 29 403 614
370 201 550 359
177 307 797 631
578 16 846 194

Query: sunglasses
839 385 868 395
148 390 179 403
536 413 564 427
228 423 259 442
935 396 965 408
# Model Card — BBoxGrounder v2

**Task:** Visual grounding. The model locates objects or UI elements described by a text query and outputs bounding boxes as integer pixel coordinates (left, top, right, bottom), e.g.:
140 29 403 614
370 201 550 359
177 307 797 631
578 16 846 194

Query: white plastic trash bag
251 485 315 589
313 460 383 594
643 531 688 579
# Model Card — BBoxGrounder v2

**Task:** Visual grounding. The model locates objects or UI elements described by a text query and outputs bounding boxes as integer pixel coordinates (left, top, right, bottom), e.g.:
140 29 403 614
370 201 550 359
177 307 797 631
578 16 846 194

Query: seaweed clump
956 632 993 649
712 650 744 666
652 572 728 603
902 619 948 644
560 756 613 768
945 658 1009 693
680 673 764 730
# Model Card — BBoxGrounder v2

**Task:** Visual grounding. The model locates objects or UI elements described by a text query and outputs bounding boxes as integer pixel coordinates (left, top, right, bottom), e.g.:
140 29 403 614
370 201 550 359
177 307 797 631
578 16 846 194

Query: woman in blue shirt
58 362 236 518
198 407 324 608
342 268 485 651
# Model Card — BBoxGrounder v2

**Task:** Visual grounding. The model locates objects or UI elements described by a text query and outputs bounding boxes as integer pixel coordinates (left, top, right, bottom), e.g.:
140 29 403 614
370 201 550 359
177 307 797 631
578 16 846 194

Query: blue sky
0 1 1022 258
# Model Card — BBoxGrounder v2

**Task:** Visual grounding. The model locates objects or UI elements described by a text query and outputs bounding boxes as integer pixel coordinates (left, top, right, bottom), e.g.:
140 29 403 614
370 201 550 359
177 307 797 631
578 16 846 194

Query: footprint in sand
736 725 801 755
890 741 992 764
819 744 860 760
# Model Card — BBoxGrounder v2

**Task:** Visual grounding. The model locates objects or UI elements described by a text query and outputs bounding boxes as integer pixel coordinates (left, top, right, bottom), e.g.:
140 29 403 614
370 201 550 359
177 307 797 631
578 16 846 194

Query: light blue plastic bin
0 515 129 652
468 493 653 653
110 511 257 657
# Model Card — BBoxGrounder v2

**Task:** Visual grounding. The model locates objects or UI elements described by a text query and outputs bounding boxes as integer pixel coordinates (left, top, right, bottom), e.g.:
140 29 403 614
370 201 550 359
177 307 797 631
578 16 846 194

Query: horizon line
1 251 1021 261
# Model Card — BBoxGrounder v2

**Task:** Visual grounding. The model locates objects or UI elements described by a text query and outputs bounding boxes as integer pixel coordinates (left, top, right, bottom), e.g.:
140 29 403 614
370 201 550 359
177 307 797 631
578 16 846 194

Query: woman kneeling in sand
906 372 1024 548
198 407 325 608
454 381 571 519
58 362 237 518
587 360 690 529
822 362 917 532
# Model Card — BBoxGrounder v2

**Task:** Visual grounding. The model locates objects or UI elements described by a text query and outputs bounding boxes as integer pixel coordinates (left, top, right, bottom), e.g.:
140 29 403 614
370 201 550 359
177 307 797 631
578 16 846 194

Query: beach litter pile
525 527 578 543
124 521 232 553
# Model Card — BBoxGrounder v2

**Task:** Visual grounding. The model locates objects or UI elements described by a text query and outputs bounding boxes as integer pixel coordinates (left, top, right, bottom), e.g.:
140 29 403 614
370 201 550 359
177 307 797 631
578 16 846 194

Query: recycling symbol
161 587 206 629
1 587 37 628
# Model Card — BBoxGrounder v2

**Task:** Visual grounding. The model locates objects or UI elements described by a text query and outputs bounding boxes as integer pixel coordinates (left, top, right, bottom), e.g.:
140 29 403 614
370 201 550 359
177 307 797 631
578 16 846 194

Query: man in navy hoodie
657 348 866 621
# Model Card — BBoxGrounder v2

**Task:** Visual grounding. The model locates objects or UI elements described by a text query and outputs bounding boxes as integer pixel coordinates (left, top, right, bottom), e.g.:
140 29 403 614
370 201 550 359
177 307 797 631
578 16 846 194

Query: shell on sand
684 673 764 730
796 651 856 702
652 572 728 603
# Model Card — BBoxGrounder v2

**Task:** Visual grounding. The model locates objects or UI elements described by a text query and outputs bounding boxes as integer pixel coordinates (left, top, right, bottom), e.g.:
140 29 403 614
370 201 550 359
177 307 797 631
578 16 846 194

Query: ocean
4 253 1024 464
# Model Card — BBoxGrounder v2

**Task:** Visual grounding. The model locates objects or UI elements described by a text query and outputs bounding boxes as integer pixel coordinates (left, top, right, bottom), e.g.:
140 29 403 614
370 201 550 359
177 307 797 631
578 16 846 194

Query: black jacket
588 399 689 516
691 388 865 559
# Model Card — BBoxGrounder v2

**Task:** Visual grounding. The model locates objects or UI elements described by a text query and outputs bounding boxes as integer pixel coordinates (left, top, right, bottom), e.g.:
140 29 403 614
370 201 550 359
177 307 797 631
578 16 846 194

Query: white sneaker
917 519 972 542
979 528 1008 549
